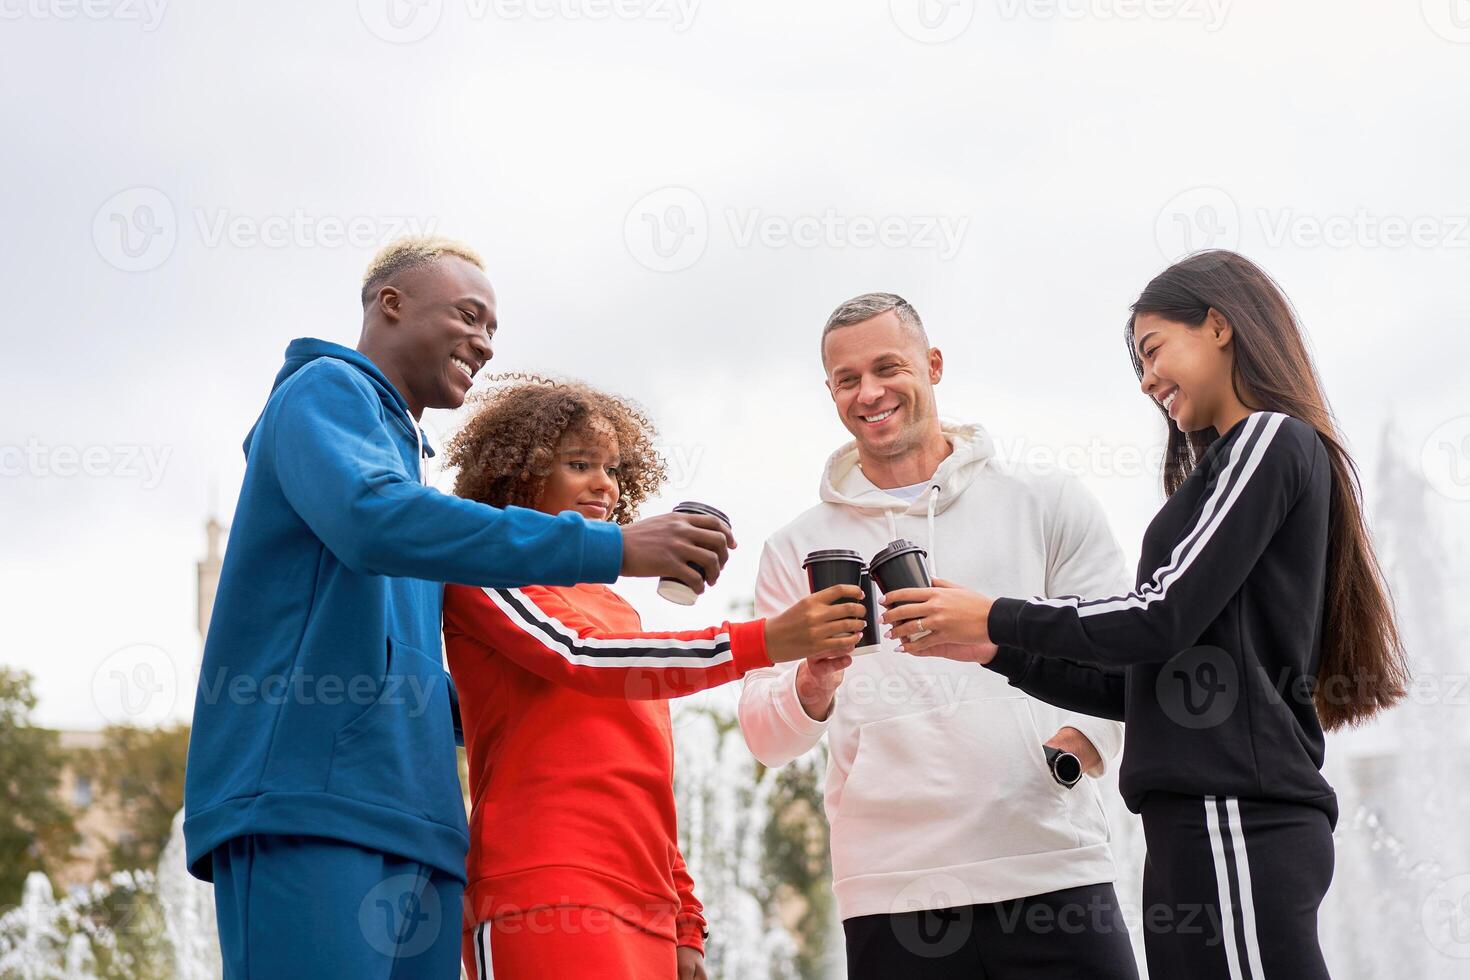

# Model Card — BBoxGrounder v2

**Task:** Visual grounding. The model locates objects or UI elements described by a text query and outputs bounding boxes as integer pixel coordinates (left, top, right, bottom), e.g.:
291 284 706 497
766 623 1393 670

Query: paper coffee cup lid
802 548 864 568
673 501 731 527
870 538 927 569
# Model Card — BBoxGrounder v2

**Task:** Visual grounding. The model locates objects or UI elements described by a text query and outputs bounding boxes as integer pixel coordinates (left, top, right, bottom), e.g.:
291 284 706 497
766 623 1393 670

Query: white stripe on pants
473 921 492 980
1204 795 1267 979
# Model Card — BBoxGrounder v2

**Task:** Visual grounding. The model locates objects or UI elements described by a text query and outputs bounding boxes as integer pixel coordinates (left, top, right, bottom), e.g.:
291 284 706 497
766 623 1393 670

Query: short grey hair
821 292 928 357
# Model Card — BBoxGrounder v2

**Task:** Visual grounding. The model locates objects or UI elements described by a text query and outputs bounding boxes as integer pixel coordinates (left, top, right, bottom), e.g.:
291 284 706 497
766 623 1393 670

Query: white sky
2 0 1467 733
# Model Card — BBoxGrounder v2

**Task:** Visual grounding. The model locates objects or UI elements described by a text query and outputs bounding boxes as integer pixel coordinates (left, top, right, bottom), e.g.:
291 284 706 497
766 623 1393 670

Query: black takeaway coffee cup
855 568 882 656
868 538 933 640
801 549 881 656
656 501 732 606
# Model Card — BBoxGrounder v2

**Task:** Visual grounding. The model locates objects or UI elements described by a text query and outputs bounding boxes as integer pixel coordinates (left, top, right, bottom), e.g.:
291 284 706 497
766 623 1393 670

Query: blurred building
48 729 130 891
197 516 224 641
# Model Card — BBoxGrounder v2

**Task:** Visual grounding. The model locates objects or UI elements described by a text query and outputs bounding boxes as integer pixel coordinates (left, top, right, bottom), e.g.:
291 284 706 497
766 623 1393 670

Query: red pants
462 905 678 979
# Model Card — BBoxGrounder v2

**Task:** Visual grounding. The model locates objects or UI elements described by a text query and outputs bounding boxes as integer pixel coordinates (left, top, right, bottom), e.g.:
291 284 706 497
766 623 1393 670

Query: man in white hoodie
739 294 1140 978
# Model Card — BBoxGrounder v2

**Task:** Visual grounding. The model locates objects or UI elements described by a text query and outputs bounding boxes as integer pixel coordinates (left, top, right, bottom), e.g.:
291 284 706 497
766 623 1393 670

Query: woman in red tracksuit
441 376 866 980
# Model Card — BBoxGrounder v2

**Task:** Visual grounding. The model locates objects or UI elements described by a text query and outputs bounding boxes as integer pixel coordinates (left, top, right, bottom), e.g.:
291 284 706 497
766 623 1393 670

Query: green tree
74 724 190 872
0 667 76 906
759 751 834 980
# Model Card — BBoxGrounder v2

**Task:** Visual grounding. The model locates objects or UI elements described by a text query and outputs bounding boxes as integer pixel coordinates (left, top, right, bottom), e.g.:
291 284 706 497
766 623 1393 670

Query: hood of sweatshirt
742 417 1129 920
244 338 433 481
816 420 996 576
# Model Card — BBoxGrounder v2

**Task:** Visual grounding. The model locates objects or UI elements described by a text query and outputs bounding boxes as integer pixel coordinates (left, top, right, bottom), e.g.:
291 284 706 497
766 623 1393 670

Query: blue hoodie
183 339 623 882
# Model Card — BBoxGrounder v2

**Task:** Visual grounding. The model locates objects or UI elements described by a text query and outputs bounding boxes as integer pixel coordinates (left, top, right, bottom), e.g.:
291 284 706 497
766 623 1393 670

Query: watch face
1053 751 1083 786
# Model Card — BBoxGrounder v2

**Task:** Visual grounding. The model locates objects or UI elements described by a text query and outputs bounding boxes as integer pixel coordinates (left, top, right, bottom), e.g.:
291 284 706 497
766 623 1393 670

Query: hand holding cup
621 503 735 601
880 576 1000 663
765 585 868 665
802 549 882 656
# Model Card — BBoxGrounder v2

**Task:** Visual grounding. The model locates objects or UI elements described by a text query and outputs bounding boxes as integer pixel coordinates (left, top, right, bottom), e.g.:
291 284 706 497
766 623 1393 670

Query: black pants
1139 793 1334 980
844 882 1140 979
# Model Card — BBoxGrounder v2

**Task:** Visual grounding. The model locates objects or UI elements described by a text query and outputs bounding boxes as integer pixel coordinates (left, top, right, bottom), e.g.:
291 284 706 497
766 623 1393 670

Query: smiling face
534 418 622 522
1132 310 1237 433
822 310 943 462
374 255 498 415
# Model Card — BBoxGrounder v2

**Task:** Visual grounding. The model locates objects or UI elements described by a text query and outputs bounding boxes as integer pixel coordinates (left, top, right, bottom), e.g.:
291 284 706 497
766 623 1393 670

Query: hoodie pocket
327 637 463 824
830 696 1085 881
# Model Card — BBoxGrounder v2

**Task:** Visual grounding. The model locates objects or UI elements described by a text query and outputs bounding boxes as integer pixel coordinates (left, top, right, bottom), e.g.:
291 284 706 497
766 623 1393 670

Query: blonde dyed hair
361 235 485 305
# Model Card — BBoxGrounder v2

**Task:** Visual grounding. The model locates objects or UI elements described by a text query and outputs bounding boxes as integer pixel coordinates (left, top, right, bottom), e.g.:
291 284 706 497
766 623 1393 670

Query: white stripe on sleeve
1031 412 1285 619
485 587 737 670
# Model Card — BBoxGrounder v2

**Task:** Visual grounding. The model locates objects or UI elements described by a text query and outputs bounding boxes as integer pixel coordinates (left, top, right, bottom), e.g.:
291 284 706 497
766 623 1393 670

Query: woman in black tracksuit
879 250 1409 980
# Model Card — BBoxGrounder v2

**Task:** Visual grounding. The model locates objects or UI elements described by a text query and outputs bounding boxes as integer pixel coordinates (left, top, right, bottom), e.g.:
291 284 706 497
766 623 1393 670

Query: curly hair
444 373 668 525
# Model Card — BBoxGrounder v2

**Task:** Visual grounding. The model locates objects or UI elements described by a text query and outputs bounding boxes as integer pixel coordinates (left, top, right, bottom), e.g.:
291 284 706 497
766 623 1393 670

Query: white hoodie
738 421 1129 921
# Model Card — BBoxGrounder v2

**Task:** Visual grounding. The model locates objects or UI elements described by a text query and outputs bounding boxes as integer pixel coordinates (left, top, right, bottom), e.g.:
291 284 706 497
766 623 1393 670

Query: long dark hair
1125 250 1407 730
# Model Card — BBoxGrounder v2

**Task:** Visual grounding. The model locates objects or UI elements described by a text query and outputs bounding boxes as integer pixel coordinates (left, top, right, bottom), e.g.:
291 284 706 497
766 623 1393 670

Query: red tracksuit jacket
443 582 772 953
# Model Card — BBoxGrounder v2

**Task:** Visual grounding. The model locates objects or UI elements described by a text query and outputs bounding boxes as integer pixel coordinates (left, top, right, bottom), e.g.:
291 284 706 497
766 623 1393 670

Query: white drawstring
410 412 426 486
879 485 941 577
926 485 939 578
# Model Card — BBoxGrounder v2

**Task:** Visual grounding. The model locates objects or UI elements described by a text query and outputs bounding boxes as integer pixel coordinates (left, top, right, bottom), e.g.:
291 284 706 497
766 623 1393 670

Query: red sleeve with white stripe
988 413 1317 665
443 584 771 699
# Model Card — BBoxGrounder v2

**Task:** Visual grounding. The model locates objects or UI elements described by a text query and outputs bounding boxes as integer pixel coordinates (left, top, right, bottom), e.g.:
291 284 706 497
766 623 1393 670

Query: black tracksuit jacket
987 411 1339 824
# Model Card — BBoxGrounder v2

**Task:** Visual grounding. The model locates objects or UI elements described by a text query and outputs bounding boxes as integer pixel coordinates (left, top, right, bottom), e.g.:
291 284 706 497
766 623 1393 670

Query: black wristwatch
1044 745 1083 788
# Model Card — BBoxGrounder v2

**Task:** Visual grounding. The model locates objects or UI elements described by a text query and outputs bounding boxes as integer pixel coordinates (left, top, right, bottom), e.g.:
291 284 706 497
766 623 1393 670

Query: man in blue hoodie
183 236 736 979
